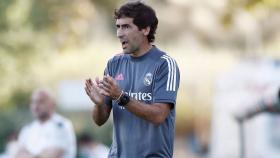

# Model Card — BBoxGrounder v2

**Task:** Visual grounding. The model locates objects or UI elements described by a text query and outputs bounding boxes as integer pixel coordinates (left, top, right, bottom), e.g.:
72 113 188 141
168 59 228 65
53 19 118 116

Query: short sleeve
104 58 114 76
48 120 76 157
49 122 70 148
153 55 180 108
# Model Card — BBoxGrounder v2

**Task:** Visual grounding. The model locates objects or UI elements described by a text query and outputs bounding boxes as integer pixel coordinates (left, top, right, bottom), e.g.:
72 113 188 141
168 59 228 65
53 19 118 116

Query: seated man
15 88 76 158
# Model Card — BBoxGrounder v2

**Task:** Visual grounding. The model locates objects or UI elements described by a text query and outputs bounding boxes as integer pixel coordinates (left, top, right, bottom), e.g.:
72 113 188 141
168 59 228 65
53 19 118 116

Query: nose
117 28 124 39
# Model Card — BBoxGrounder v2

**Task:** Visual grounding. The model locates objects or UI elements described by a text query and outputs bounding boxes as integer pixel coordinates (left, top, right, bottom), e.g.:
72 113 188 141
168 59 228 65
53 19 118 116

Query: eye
122 24 129 29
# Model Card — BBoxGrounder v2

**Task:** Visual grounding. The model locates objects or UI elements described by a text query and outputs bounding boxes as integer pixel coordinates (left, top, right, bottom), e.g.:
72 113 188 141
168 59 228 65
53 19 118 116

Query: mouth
121 40 128 49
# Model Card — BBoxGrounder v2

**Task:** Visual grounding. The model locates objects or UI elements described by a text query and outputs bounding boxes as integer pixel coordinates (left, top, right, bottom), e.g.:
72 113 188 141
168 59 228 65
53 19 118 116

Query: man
85 2 180 158
15 88 76 158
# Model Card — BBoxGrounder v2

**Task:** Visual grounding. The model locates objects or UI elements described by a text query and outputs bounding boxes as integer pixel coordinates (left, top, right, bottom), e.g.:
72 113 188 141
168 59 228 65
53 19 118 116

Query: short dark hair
77 133 95 144
114 1 158 43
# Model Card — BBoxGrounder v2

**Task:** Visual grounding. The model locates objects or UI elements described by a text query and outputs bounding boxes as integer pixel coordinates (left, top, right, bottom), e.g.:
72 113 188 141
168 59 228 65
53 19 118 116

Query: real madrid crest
144 72 153 86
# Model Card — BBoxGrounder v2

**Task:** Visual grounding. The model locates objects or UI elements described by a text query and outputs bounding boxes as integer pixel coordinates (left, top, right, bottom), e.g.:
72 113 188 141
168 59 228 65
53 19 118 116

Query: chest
28 123 59 140
23 123 63 154
113 61 158 92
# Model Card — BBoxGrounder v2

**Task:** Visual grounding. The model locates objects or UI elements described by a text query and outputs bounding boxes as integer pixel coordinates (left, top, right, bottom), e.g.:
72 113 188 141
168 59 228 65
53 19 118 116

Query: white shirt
80 143 109 158
18 113 76 158
91 144 109 158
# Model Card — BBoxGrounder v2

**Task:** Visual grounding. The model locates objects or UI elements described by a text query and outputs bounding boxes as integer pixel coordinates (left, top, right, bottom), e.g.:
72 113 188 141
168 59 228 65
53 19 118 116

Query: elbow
92 116 105 126
150 115 166 126
93 119 105 126
95 121 105 126
147 103 171 125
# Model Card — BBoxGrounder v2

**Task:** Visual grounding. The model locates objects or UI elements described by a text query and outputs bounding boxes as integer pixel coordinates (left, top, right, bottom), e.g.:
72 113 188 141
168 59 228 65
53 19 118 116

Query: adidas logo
115 73 124 80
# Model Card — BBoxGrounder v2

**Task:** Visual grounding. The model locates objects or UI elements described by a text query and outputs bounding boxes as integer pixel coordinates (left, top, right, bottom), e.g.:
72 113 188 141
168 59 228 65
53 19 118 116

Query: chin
123 50 132 54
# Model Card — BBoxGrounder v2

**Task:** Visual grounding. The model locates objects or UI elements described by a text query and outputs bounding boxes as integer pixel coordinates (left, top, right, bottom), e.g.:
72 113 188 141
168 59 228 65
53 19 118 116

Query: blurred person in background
85 1 180 158
15 88 76 158
211 57 280 158
235 86 280 122
77 132 109 158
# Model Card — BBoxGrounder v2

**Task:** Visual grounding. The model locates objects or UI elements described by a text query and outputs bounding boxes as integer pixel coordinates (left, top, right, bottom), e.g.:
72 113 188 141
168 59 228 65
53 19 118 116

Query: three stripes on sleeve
161 55 178 92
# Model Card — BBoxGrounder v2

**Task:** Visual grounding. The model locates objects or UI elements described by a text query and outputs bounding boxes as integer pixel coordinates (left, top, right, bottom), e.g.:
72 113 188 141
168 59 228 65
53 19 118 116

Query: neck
131 42 153 57
38 114 51 123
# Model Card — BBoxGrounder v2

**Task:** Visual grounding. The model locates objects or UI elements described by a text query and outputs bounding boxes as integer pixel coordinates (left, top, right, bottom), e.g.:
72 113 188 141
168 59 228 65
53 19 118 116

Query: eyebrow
116 24 130 28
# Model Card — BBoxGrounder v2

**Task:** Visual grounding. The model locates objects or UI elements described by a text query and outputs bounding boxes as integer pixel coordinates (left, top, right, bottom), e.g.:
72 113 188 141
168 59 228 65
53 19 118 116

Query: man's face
116 17 146 54
30 91 52 121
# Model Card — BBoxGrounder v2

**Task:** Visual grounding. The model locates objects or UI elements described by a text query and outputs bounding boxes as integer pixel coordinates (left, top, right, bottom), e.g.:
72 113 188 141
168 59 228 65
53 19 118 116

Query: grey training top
104 46 180 158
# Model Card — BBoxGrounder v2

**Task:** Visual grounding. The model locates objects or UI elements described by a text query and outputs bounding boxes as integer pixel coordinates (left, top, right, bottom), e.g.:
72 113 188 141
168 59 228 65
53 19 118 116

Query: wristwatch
117 93 130 106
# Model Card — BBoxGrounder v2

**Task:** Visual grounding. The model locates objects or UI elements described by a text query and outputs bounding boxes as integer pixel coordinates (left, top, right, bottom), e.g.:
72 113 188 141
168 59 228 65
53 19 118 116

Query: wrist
114 90 123 101
117 93 130 106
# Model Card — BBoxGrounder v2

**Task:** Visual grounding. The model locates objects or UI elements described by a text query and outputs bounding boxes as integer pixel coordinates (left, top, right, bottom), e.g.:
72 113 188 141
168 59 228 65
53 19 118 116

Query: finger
85 80 92 89
106 75 117 86
95 80 103 89
92 81 98 88
93 82 104 92
103 75 112 84
100 80 111 89
85 81 90 89
86 79 94 87
99 83 110 92
88 78 94 86
91 83 100 91
84 87 90 96
106 75 113 80
85 88 91 96
100 86 115 98
104 73 110 78
99 89 110 96
95 77 100 85
89 81 99 89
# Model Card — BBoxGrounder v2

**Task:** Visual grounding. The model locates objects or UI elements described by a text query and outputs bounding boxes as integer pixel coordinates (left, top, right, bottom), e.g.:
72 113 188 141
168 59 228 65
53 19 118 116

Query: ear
142 26 150 36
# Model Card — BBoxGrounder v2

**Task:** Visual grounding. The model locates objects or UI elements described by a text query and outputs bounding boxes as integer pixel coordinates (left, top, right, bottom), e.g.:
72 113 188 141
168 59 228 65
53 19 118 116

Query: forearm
96 75 171 125
243 100 278 119
92 104 110 126
125 99 170 125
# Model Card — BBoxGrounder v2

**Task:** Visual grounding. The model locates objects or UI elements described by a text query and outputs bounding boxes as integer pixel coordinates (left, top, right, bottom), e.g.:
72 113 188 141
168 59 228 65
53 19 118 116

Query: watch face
118 94 130 106
123 95 129 103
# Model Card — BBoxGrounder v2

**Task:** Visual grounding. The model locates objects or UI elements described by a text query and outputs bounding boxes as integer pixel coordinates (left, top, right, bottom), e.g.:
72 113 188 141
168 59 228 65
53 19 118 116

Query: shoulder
155 51 180 79
18 121 37 139
151 47 177 64
20 120 37 131
107 52 128 65
149 47 165 59
158 53 178 69
51 113 73 130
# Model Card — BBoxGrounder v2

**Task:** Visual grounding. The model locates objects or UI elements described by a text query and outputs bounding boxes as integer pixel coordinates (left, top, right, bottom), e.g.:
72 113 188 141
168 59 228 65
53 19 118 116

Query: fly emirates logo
125 91 152 101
